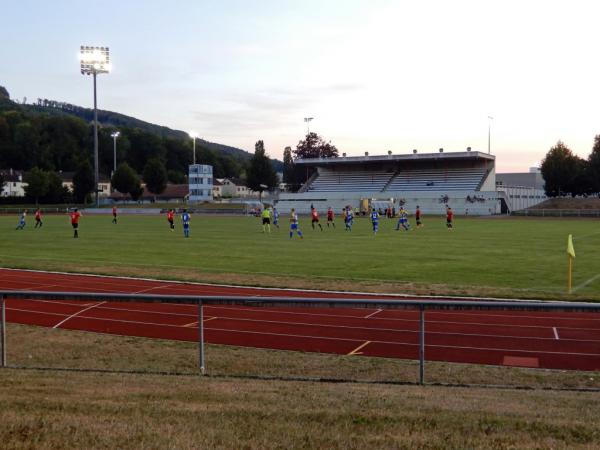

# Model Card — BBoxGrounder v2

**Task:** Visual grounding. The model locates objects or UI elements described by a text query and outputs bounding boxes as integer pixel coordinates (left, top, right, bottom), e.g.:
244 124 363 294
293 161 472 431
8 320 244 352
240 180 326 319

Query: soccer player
167 209 175 231
273 207 280 229
344 207 353 231
395 207 410 231
310 207 323 231
261 206 272 233
181 209 191 238
112 206 118 224
326 207 335 228
415 205 423 228
446 206 454 229
34 208 43 228
15 210 27 230
289 208 303 239
70 208 81 238
370 208 379 234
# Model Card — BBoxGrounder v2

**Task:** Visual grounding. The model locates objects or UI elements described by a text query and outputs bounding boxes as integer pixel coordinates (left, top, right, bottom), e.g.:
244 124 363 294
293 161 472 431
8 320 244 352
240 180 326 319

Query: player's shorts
400 218 407 224
416 219 422 225
262 218 270 225
446 218 452 224
71 223 78 229
290 223 298 230
372 221 378 229
168 219 174 224
327 217 333 222
113 213 117 217
311 218 319 223
183 223 190 229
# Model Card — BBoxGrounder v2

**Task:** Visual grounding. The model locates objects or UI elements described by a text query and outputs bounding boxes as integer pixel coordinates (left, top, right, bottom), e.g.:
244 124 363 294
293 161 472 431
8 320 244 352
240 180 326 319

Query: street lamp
487 116 493 154
110 131 120 175
189 131 198 165
80 45 111 207
304 117 313 135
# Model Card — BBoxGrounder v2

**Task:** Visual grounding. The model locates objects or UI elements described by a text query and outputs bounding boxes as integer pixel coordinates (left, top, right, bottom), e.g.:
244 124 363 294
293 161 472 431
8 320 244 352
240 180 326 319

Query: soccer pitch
0 214 598 300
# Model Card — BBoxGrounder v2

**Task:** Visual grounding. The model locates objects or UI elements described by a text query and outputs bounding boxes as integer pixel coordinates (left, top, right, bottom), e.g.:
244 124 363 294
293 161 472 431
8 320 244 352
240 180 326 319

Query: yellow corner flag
567 234 576 259
567 234 575 294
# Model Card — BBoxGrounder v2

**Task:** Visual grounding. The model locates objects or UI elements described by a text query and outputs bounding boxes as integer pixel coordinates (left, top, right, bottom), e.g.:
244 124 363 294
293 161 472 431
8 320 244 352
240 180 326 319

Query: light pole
80 46 111 207
189 131 198 165
487 116 493 154
304 117 313 135
110 131 120 175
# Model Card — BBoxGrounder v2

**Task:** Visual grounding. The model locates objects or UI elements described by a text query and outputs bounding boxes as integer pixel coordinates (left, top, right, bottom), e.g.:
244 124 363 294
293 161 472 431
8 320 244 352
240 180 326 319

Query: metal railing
1 290 599 384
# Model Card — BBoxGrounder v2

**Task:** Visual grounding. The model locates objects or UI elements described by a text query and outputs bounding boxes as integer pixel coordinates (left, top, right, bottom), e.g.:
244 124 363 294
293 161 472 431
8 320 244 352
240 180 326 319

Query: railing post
1 295 6 368
419 305 425 385
198 300 205 375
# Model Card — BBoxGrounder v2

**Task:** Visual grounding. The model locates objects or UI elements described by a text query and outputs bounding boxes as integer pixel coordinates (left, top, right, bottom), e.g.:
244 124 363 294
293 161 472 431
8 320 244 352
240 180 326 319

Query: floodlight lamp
189 131 199 139
79 45 111 75
111 131 120 138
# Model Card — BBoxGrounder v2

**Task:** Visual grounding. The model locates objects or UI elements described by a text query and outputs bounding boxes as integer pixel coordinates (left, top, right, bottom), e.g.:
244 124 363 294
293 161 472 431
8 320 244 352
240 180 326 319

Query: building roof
294 150 495 166
0 169 24 182
223 177 248 187
59 171 111 182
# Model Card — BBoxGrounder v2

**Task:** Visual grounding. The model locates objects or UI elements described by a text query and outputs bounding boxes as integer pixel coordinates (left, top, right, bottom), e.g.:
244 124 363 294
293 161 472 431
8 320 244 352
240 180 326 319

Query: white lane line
553 327 559 340
133 285 173 294
347 341 371 355
52 302 107 329
573 273 600 293
9 306 600 345
364 309 382 319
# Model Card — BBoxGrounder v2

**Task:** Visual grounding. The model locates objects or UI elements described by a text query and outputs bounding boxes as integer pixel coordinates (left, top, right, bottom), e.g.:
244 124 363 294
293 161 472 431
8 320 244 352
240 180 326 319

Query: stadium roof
294 150 495 166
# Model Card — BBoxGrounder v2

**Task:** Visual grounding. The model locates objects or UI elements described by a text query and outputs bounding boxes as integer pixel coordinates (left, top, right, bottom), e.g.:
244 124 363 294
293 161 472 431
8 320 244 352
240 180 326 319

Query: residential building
188 164 213 202
0 169 26 197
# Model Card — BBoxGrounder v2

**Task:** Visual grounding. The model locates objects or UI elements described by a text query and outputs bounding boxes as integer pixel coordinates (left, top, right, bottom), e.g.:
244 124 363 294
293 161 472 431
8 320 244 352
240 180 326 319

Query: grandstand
278 150 499 215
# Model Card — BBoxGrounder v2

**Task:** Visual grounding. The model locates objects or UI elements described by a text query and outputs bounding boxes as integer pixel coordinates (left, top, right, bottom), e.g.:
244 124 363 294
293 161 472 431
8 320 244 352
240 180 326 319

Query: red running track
1 268 600 371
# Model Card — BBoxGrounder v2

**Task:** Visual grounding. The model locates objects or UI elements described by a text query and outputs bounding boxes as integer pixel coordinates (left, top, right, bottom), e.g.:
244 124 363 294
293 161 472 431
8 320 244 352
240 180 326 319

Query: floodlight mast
80 45 111 207
304 117 313 135
111 131 120 175
189 131 198 165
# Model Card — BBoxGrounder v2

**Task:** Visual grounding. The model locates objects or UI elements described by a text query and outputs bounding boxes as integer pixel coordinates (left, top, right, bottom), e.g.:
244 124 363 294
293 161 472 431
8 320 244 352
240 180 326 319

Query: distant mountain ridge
1 90 283 170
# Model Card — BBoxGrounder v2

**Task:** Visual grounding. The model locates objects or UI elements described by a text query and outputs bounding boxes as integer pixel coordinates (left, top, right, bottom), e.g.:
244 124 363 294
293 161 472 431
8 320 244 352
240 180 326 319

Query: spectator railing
1 291 599 384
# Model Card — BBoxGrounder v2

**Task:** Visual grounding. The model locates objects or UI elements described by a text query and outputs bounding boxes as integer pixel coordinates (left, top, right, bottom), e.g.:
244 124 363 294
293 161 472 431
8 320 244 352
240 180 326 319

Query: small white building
0 169 26 197
188 164 213 203
220 178 257 198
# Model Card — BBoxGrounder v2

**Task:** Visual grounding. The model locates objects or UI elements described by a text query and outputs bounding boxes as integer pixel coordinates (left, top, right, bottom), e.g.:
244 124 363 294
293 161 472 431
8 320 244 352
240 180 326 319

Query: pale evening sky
1 0 599 171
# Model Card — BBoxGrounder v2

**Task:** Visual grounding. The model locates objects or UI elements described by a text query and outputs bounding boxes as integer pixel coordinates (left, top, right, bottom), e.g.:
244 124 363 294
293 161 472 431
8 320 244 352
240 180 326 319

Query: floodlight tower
110 131 120 175
80 45 111 207
487 116 493 154
189 131 199 165
304 117 313 135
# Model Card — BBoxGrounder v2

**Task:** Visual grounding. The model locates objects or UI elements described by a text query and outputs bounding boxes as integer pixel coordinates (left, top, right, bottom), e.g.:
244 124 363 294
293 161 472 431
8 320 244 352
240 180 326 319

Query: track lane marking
553 327 559 340
52 302 107 329
364 309 382 319
347 341 371 355
183 317 218 327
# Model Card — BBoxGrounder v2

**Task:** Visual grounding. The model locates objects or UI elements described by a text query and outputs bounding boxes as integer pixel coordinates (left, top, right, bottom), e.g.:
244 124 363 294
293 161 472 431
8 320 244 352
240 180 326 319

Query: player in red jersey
70 208 81 238
112 206 118 224
326 206 335 228
34 208 43 229
446 206 453 229
167 209 175 231
415 205 423 228
311 207 323 231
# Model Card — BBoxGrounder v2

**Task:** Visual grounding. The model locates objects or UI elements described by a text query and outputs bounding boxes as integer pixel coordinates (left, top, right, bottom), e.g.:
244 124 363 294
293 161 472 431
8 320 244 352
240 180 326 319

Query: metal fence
1 290 599 384
513 209 600 217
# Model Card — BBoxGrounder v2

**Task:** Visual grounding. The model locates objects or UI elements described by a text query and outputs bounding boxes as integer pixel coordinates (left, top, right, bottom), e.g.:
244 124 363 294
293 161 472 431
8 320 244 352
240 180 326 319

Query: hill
0 86 283 171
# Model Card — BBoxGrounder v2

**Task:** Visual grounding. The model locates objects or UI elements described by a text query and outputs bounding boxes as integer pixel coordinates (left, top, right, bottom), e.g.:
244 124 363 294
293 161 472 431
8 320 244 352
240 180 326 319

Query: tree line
541 137 600 197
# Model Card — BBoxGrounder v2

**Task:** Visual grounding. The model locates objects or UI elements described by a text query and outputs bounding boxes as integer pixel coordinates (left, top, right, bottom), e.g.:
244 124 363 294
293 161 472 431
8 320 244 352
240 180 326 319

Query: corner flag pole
567 234 576 294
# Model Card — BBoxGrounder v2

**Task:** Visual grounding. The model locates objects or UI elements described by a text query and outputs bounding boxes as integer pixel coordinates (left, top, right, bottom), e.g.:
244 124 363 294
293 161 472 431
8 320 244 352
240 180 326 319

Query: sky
2 0 599 172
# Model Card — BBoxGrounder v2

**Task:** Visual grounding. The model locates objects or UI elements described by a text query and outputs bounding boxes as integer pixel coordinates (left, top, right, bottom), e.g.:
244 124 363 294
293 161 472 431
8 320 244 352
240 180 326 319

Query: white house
220 178 257 198
0 169 26 197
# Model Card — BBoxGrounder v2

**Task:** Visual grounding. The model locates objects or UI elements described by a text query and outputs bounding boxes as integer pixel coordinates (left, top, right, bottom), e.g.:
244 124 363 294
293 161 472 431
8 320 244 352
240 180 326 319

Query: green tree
24 167 49 204
589 135 600 194
294 132 339 160
42 171 70 204
111 162 139 195
167 170 186 184
130 181 144 201
540 141 583 197
246 140 278 201
143 159 168 199
73 160 95 203
0 171 5 195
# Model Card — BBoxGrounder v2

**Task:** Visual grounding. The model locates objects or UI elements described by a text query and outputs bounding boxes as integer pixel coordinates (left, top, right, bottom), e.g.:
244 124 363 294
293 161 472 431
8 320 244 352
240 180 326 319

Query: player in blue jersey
273 207 280 229
395 207 410 231
289 208 303 239
181 209 191 238
344 207 353 231
370 208 379 234
15 210 27 230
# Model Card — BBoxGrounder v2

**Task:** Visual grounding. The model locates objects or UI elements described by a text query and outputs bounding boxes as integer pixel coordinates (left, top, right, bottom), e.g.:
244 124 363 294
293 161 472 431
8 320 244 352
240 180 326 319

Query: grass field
1 324 599 449
0 213 598 300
